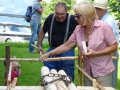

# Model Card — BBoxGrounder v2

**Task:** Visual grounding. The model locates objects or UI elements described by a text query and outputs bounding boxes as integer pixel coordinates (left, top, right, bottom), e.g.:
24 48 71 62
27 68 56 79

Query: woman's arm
85 42 118 56
40 40 77 60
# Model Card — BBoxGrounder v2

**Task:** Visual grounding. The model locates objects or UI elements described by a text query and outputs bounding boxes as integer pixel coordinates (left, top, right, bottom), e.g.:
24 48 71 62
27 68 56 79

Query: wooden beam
0 55 117 61
0 23 30 28
76 65 106 90
0 13 24 18
31 44 45 54
5 45 11 90
0 13 46 20
0 56 78 62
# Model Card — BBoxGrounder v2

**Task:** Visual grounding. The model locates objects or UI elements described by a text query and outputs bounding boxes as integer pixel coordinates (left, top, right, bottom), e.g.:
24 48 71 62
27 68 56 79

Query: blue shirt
31 0 42 23
101 12 119 44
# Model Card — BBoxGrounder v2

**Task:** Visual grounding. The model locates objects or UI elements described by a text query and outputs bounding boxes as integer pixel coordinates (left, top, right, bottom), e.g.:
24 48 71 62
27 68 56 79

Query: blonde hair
74 1 98 25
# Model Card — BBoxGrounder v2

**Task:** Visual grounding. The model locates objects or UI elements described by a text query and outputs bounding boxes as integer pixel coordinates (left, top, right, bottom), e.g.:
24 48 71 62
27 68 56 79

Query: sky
0 0 33 25
0 0 82 25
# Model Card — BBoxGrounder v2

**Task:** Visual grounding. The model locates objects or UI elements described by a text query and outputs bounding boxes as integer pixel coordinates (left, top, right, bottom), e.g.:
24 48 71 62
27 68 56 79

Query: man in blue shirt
94 0 119 89
29 0 43 52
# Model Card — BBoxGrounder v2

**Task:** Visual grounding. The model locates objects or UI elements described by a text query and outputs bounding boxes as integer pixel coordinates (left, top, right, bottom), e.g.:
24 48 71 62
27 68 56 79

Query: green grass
0 42 120 89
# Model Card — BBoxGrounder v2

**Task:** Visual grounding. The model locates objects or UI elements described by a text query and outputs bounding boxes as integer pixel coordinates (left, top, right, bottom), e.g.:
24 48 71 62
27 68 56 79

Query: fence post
5 45 11 89
78 49 83 85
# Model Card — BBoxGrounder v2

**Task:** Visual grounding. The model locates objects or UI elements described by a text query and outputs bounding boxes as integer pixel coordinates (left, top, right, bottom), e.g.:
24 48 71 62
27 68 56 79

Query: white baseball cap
93 0 110 10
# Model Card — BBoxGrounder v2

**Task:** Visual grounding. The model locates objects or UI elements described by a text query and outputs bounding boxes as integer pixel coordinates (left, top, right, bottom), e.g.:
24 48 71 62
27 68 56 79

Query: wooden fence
0 46 116 90
0 13 30 28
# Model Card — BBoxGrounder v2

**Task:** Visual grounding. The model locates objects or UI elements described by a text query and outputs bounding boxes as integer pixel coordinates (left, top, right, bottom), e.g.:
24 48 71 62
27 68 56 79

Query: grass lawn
0 42 120 89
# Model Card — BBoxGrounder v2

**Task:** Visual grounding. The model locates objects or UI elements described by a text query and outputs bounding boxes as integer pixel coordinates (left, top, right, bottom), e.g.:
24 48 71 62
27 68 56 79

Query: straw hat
93 0 110 10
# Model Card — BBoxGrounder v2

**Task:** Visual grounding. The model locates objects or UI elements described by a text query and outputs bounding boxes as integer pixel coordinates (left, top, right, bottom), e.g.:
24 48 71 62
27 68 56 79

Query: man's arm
37 7 44 14
38 28 46 51
40 40 77 60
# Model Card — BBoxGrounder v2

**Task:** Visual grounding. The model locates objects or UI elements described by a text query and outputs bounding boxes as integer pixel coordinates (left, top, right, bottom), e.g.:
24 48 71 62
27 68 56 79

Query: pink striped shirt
69 20 116 77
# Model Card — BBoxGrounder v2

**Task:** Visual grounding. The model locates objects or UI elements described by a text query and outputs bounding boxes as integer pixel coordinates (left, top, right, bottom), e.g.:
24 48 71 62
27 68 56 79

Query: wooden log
41 66 57 90
43 56 78 61
0 56 78 62
76 65 106 90
51 69 68 90
58 70 77 90
78 49 83 86
31 44 45 54
0 55 117 62
5 46 11 90
76 65 93 81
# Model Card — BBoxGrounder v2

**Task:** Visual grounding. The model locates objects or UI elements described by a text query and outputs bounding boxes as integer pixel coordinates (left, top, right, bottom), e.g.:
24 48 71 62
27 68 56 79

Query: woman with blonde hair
40 1 117 87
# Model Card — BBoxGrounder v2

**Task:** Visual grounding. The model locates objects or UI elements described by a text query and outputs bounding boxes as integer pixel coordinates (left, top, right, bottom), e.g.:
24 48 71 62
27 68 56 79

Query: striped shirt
69 19 116 77
101 12 119 44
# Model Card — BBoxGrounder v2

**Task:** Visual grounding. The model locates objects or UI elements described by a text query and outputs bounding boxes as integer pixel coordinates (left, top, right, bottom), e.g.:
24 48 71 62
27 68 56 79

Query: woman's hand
84 48 96 56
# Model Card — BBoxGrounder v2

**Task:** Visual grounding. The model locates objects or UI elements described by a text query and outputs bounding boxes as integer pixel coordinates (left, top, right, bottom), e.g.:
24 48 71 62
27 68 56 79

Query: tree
88 0 120 20
41 0 120 23
108 0 120 20
41 0 76 18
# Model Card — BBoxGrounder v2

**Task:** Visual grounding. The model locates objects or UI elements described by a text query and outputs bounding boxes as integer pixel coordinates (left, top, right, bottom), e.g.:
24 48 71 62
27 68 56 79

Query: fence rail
0 13 24 18
0 22 30 28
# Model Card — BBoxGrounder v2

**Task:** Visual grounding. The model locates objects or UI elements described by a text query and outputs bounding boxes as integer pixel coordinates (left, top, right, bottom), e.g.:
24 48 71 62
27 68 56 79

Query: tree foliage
41 0 120 21
41 0 76 18
108 0 120 20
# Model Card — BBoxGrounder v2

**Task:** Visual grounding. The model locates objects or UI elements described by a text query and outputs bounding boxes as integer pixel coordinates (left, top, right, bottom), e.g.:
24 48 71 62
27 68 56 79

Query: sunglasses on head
74 15 82 19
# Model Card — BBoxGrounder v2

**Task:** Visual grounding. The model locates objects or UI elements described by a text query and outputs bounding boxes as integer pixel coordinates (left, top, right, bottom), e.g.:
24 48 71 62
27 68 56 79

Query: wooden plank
0 86 115 90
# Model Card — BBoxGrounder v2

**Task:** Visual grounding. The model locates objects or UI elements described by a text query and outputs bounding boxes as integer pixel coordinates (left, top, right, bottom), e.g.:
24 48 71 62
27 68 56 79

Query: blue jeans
112 51 119 89
29 20 41 52
44 47 75 81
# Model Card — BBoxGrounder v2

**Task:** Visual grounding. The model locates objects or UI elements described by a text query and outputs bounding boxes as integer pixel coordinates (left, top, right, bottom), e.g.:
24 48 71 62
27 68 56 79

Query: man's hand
38 45 43 53
40 52 52 62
